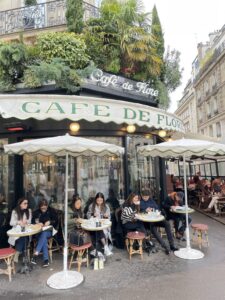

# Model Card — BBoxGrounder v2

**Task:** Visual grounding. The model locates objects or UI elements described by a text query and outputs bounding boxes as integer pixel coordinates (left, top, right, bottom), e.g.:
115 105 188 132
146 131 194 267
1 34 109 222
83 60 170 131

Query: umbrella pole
47 152 83 289
174 154 204 260
63 152 69 271
183 154 191 250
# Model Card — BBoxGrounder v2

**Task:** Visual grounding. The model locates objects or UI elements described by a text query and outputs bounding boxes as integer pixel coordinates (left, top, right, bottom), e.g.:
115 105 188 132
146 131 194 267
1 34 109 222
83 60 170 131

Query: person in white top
87 192 112 256
9 197 32 262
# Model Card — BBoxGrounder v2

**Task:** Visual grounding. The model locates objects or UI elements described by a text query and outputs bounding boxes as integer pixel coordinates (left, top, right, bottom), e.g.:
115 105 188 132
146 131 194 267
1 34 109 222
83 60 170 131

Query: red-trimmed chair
191 223 209 249
69 242 92 272
125 231 145 260
0 248 16 282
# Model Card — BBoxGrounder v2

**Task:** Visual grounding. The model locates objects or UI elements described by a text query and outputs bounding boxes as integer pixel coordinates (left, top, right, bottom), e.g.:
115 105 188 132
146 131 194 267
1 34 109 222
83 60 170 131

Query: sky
143 0 225 112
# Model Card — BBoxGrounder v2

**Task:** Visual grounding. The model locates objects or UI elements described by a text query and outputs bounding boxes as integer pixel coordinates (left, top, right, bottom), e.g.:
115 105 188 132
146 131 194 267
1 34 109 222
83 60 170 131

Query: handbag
69 229 91 246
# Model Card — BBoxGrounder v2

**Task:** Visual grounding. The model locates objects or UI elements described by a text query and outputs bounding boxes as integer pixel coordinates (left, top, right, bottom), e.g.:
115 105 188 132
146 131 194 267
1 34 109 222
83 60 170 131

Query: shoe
42 260 49 268
164 248 171 255
204 208 211 213
31 256 37 265
170 245 179 252
176 232 183 240
104 245 113 256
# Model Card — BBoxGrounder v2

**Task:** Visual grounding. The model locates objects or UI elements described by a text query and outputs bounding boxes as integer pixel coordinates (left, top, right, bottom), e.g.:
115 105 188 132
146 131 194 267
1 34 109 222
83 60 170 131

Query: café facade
0 70 184 214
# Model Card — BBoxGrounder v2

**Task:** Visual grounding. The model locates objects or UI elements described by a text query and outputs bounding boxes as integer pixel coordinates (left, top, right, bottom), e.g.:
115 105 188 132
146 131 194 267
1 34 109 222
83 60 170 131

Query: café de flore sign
0 95 184 132
88 69 158 99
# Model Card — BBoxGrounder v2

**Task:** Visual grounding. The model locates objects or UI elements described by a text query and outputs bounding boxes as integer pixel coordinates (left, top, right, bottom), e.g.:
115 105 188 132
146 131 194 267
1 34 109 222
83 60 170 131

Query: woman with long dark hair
87 192 112 256
31 199 58 267
121 192 146 234
9 197 32 262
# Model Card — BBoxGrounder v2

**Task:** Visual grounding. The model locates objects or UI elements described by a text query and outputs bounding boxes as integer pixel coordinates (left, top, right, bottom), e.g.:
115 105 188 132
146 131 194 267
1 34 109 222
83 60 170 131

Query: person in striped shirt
121 192 146 234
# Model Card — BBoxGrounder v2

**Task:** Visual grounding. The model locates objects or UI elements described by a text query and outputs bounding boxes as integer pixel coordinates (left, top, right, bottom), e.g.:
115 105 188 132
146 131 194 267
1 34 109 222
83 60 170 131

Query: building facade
0 0 184 222
193 25 225 141
175 80 197 134
0 0 99 42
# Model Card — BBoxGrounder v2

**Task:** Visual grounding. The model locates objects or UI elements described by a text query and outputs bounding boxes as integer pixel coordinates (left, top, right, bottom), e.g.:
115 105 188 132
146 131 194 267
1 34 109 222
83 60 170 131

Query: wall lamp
126 124 136 133
158 130 167 138
69 122 80 132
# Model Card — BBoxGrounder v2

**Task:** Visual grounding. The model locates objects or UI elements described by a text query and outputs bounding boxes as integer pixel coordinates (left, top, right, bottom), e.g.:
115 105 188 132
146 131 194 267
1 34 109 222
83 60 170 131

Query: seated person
140 190 178 255
9 197 32 263
31 199 58 267
87 192 112 256
67 195 83 233
68 196 90 245
204 178 222 215
121 192 146 235
162 192 191 240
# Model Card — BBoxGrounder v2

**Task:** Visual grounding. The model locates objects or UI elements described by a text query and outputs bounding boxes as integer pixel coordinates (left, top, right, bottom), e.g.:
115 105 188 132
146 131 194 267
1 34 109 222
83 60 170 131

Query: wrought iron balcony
0 0 99 36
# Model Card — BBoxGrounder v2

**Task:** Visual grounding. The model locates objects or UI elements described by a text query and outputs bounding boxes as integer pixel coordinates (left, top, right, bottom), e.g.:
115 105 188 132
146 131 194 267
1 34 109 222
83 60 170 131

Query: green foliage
154 80 170 109
151 5 165 81
25 0 37 6
37 32 90 69
0 42 27 91
66 0 84 34
83 19 112 69
23 59 81 93
164 47 183 93
151 5 164 59
85 0 162 80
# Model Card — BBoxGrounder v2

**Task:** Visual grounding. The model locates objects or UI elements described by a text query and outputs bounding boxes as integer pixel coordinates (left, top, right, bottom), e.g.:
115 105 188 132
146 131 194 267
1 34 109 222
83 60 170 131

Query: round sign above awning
0 94 184 133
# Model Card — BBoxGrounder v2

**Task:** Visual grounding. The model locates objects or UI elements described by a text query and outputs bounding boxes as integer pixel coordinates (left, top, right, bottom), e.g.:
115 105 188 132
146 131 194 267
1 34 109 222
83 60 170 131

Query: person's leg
35 231 51 259
15 237 25 253
178 215 191 235
150 223 168 250
213 199 219 214
162 220 178 250
208 197 217 209
41 231 52 261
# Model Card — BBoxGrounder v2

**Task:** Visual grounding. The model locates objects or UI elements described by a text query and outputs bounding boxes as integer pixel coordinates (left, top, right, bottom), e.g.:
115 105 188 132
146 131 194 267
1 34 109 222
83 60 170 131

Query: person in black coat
162 192 191 239
31 199 58 267
140 190 178 255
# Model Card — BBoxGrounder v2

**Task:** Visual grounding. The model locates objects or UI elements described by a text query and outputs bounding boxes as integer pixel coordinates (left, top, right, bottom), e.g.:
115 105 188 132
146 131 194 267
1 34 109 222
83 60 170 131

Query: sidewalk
195 206 225 225
1 211 225 300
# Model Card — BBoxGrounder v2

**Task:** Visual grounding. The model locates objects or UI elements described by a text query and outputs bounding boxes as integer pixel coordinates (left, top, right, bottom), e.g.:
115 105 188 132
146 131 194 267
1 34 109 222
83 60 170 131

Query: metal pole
123 136 129 199
63 152 69 271
183 154 191 249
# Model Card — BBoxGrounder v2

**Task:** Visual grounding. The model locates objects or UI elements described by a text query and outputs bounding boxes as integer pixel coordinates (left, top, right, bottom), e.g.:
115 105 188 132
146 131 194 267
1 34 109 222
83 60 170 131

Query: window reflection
127 135 156 194
23 136 124 208
0 139 9 215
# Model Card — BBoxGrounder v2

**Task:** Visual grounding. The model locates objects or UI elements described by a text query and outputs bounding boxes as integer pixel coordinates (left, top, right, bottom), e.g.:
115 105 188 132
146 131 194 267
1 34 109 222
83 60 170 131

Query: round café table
81 219 112 258
136 213 165 223
7 224 42 274
136 213 165 253
171 206 195 214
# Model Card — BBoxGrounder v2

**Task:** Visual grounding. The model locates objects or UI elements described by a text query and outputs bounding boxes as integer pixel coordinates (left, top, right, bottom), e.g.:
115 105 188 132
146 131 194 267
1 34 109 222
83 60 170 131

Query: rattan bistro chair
0 248 16 282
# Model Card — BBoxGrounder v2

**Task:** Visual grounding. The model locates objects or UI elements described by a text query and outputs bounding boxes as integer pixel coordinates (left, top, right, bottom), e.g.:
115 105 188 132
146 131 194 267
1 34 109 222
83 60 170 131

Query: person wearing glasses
31 199 58 267
8 197 32 263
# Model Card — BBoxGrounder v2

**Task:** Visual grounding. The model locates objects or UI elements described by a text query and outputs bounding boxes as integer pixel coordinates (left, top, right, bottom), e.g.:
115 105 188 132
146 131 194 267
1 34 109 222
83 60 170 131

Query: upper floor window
213 96 218 114
204 81 209 94
216 122 222 137
209 125 213 137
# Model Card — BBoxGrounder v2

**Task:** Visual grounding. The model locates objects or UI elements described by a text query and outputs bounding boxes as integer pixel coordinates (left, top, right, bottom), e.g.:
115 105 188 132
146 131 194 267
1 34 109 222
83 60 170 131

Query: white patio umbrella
138 138 225 260
4 134 124 289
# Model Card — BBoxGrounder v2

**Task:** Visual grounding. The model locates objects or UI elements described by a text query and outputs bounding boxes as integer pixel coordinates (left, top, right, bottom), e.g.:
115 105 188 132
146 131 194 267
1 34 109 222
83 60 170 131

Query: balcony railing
0 0 99 36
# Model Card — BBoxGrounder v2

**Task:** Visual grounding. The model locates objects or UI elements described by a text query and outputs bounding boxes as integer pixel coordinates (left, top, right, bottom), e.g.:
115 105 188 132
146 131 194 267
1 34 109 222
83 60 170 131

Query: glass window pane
23 136 124 208
218 161 225 176
0 139 9 215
